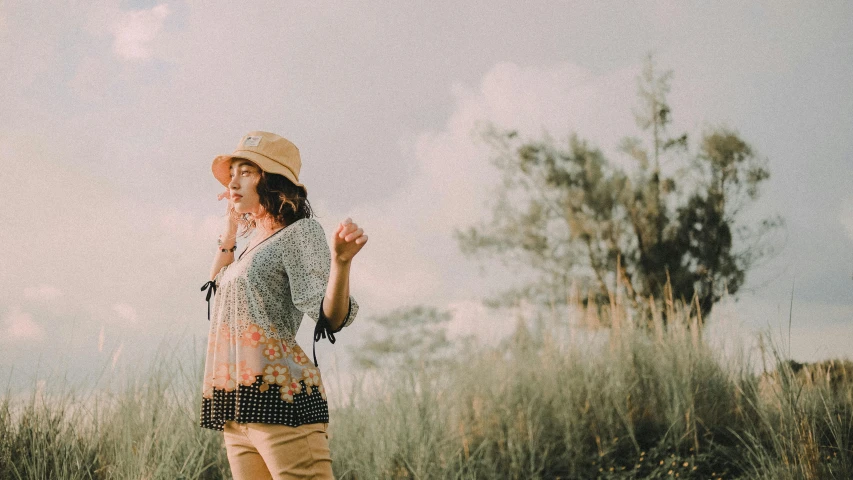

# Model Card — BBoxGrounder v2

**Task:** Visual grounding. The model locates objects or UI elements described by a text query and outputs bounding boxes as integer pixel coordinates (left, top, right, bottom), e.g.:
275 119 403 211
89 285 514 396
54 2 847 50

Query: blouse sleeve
214 264 229 285
282 218 359 330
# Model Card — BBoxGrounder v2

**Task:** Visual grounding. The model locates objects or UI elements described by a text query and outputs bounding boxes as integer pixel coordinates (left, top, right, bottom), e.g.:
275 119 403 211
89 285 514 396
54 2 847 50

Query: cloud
110 4 170 60
23 284 63 301
416 59 644 234
1 305 45 341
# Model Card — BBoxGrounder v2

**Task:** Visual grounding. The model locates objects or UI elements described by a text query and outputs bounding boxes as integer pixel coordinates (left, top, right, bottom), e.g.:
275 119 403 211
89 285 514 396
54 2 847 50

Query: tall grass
0 286 850 479
327 285 852 479
0 342 231 479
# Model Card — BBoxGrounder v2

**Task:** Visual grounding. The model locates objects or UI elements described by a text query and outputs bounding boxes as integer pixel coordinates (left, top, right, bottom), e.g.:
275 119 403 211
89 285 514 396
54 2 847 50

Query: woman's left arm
322 218 368 332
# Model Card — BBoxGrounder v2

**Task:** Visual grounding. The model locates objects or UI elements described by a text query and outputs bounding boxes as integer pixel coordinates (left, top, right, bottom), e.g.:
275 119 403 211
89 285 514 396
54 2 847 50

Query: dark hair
229 161 315 238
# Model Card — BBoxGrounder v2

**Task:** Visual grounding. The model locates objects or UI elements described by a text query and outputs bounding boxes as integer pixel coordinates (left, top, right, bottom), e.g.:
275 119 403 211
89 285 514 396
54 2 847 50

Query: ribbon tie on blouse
312 306 336 367
200 280 217 321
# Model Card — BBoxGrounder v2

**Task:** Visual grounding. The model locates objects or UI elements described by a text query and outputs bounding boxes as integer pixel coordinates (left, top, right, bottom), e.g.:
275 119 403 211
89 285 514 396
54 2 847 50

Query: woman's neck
253 217 284 238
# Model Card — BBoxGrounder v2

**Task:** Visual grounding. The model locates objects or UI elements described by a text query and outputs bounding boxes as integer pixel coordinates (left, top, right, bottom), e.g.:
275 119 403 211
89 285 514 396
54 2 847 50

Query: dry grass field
1 290 851 479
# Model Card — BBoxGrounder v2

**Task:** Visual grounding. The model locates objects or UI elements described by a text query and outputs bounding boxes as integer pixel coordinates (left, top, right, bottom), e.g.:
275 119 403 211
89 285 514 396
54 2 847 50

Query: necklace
238 224 287 261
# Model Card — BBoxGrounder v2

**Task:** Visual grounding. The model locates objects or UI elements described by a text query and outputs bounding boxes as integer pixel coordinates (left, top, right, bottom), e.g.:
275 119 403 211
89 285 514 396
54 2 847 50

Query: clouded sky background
1 1 852 395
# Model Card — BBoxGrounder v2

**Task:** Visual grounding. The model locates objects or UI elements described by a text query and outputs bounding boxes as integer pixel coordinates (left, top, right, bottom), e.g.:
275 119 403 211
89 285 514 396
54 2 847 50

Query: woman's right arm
209 191 239 282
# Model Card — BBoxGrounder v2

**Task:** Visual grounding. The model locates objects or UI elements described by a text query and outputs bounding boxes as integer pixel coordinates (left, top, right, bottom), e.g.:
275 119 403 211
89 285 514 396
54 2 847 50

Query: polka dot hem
200 376 329 431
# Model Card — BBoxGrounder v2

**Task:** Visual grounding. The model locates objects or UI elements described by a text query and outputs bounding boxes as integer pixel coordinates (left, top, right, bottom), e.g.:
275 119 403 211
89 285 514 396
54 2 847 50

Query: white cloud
110 4 170 60
112 303 138 325
426 60 643 230
1 305 45 341
23 284 63 301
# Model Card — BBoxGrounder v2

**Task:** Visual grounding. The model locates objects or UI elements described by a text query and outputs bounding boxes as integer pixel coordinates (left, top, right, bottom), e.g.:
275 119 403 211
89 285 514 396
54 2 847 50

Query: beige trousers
223 420 334 480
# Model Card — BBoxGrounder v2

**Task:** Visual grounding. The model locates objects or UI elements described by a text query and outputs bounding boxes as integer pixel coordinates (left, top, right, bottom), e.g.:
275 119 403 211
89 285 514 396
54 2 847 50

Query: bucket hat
211 131 307 195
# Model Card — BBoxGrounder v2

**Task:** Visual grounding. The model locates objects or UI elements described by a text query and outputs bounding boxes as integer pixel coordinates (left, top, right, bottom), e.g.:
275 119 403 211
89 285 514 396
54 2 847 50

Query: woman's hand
218 190 238 231
332 218 367 263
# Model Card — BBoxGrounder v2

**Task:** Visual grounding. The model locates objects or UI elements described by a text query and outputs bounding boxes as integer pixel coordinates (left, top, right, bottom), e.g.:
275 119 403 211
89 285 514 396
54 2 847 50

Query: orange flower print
318 383 327 400
213 363 237 391
302 366 322 390
280 378 303 403
262 341 283 361
241 324 268 348
237 360 256 387
263 364 289 385
292 349 309 365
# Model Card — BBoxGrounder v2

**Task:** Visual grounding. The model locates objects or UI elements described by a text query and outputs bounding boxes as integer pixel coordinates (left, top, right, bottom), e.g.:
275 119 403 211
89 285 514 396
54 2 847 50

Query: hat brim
212 150 307 195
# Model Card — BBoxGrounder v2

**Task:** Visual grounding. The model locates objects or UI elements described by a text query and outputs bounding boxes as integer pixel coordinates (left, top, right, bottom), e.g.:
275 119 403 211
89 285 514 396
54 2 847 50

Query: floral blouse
198 217 359 431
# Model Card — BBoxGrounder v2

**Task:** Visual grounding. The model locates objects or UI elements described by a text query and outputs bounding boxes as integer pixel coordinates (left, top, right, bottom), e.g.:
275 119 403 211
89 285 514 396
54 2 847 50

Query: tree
454 53 784 326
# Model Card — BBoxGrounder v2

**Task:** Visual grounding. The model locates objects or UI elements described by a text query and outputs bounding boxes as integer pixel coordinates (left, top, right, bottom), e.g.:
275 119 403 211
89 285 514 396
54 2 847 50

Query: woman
199 131 367 479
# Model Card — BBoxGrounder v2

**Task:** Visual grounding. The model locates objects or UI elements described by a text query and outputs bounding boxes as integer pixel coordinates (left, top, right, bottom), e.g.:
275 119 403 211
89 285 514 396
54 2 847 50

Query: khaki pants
223 420 334 479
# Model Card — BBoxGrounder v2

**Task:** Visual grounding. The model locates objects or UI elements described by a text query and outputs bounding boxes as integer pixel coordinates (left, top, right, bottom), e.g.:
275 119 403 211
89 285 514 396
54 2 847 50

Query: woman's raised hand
332 218 367 263
218 190 238 231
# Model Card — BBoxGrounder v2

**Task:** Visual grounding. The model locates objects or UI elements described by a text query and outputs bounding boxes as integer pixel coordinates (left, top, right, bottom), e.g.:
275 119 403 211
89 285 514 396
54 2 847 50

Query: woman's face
228 159 263 216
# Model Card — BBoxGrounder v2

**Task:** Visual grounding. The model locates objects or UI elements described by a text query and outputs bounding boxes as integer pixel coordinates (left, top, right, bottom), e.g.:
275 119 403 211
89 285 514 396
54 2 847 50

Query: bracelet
217 235 237 253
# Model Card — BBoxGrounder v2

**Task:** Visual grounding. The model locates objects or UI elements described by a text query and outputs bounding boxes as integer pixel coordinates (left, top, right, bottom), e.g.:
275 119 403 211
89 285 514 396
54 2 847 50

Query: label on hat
243 136 262 147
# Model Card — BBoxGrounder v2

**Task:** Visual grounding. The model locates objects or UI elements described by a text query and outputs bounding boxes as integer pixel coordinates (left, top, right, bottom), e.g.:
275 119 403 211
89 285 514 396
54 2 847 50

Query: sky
1 1 852 395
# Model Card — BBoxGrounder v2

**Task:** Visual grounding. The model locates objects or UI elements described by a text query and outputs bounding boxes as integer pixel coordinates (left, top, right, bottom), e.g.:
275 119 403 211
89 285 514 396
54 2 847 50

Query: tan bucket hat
211 131 307 195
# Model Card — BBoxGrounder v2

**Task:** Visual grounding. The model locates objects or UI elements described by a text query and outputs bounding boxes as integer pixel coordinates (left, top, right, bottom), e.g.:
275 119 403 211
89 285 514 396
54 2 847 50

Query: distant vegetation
1 286 850 479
